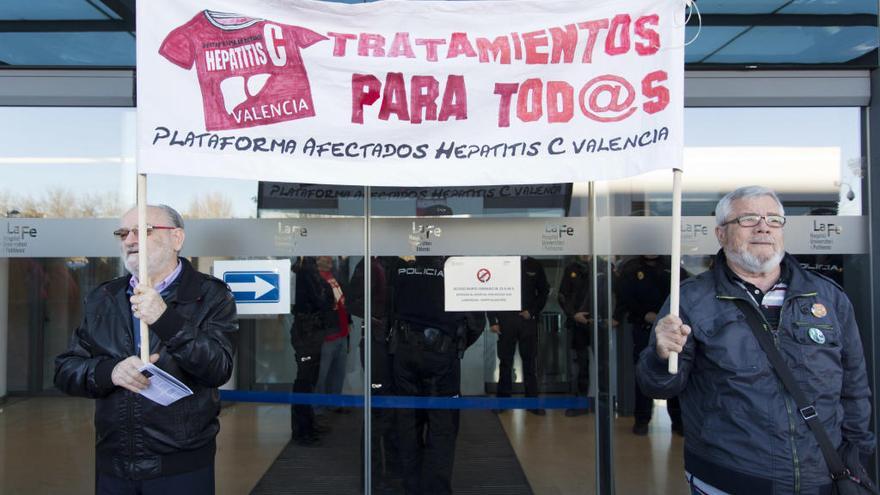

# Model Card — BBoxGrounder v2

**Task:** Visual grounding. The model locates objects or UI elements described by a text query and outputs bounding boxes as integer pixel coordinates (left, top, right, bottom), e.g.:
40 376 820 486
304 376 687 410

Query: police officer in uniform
348 256 400 491
390 256 482 495
488 256 550 415
290 256 335 446
615 255 683 435
557 255 593 417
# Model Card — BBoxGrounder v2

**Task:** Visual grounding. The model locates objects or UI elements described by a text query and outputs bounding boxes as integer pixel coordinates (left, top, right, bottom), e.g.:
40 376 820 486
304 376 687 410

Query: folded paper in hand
137 363 193 406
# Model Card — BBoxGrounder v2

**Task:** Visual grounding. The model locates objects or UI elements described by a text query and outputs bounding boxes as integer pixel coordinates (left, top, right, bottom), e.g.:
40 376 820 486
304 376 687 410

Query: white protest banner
137 0 684 186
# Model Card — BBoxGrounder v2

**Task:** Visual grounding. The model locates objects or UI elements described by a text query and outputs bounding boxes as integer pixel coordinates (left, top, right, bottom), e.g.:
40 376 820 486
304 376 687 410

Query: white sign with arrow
228 275 277 300
213 259 291 315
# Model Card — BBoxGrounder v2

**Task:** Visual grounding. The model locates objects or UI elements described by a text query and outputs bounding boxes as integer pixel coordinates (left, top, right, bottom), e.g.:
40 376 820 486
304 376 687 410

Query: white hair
155 204 184 228
715 186 785 226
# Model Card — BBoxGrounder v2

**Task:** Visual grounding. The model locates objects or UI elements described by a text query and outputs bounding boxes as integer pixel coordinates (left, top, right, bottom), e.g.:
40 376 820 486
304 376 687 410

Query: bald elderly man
55 204 237 495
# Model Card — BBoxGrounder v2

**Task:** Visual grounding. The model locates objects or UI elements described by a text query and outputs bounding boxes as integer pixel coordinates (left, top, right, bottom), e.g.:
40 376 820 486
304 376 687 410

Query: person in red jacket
313 256 352 416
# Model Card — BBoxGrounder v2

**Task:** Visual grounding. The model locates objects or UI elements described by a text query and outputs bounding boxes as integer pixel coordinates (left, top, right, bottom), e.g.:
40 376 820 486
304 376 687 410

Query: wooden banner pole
137 174 150 363
668 168 683 374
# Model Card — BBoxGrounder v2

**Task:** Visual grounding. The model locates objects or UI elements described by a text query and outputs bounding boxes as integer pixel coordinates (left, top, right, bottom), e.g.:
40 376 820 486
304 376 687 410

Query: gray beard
726 246 784 274
124 258 138 277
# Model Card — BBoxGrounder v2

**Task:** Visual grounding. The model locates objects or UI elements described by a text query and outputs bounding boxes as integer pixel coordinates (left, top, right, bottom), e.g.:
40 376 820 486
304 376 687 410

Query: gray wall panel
0 217 867 257
0 70 134 107
685 70 870 107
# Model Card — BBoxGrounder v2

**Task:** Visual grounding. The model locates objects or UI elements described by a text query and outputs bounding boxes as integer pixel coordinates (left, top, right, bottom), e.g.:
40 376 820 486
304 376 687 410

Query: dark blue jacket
637 251 873 494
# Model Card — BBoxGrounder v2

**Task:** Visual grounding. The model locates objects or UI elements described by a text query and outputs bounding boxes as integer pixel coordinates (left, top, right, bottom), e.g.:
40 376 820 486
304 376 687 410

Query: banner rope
683 0 702 47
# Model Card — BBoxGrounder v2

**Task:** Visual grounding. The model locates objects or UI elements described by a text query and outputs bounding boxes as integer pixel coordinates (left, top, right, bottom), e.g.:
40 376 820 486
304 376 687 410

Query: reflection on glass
0 32 135 66
607 107 862 217
7 257 122 392
348 256 397 491
705 26 878 65
613 255 683 436
1 0 122 20
390 255 480 493
557 255 594 417
0 108 260 219
607 107 868 494
0 108 135 218
290 256 340 446
257 182 571 218
488 256 549 414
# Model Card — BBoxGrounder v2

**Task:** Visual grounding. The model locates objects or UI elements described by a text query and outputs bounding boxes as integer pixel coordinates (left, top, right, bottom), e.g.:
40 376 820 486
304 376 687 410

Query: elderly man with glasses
55 204 238 495
637 186 874 495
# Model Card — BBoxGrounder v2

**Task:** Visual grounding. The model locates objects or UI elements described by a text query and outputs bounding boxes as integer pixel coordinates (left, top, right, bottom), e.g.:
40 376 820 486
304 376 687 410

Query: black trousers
569 322 591 395
633 323 681 425
496 313 539 397
360 330 400 485
291 315 325 437
394 334 461 495
96 465 214 495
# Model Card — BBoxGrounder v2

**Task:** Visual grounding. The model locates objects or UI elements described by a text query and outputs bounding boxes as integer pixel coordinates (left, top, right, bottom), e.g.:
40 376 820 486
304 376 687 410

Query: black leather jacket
54 258 238 480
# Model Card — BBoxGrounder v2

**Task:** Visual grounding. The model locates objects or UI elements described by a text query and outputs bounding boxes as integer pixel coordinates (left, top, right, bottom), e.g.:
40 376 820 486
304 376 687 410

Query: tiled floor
497 405 687 494
0 397 687 494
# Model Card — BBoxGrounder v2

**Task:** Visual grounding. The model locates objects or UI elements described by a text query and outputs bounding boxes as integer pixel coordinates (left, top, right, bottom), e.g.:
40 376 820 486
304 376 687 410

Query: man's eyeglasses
112 225 177 240
721 215 786 228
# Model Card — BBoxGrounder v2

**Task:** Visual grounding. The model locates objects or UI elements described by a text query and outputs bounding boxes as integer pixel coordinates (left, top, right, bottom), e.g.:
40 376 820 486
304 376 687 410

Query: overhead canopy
4 0 876 68
136 0 684 186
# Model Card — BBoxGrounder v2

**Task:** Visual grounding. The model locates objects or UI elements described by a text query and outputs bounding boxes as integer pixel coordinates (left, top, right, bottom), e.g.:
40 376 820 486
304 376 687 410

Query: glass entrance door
359 186 597 494
241 183 600 493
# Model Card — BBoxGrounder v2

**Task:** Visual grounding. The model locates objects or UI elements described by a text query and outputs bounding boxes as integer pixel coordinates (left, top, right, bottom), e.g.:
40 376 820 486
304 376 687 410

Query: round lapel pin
808 327 826 345
811 303 827 318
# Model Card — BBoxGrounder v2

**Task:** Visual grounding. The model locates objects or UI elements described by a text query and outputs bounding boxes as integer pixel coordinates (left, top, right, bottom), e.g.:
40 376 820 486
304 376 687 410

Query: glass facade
1 2 879 495
1 105 872 493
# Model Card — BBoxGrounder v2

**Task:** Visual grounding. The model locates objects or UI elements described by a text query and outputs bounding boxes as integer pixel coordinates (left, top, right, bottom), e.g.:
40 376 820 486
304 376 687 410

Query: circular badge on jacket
637 271 644 280
811 303 827 318
808 327 826 344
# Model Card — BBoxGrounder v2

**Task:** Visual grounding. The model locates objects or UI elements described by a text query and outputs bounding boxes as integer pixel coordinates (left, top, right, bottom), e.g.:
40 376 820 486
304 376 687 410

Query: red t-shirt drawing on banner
159 10 327 131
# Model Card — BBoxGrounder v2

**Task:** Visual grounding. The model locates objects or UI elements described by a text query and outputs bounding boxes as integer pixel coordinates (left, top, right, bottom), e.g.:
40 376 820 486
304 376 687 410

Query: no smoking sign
444 256 520 311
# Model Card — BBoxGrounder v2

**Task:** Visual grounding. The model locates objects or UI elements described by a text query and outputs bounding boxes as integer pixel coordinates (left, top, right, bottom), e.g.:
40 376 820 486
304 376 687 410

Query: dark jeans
96 465 214 495
633 323 681 426
291 315 326 437
496 313 539 397
360 332 400 485
394 332 461 495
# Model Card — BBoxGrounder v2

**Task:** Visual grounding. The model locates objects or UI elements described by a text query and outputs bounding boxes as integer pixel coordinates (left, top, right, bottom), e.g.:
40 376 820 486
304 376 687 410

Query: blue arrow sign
224 271 280 303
